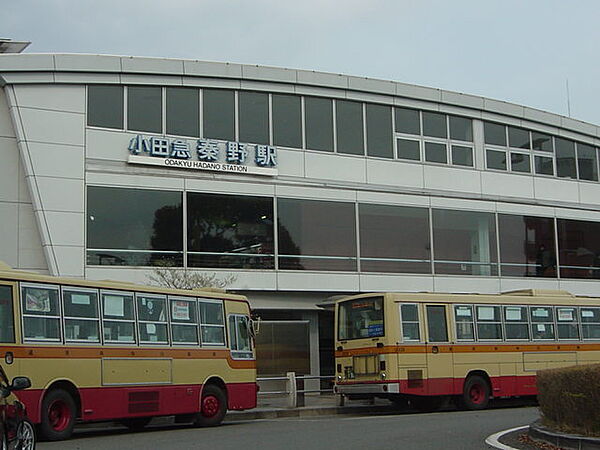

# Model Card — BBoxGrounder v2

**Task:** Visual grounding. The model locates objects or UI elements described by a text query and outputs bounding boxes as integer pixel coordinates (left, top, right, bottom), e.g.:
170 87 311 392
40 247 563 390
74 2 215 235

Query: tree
147 264 237 290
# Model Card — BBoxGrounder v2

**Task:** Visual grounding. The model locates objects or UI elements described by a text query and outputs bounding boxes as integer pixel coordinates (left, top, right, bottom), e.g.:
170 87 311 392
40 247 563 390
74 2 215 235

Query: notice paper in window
477 307 495 321
456 307 471 317
71 294 91 305
172 301 190 321
558 309 574 321
505 307 522 321
104 295 124 317
533 308 549 318
26 290 51 313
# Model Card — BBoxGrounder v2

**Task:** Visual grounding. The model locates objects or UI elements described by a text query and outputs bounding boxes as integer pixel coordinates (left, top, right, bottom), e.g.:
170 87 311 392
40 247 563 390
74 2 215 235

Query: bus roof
0 262 247 302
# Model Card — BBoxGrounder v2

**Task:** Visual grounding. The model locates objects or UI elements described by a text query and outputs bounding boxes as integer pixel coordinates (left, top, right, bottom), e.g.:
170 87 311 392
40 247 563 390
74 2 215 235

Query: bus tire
39 389 76 441
461 375 490 410
119 417 152 431
194 385 227 427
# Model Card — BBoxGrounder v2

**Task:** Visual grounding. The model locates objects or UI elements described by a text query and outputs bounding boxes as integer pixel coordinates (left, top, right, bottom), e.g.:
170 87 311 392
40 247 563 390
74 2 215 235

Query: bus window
400 304 420 342
454 305 474 341
199 299 226 345
21 284 61 341
426 305 448 342
62 288 100 343
137 294 168 344
102 291 136 343
581 307 600 339
530 306 555 340
229 315 253 359
504 306 529 340
0 286 14 343
170 296 199 345
556 307 579 340
338 297 384 340
476 305 503 341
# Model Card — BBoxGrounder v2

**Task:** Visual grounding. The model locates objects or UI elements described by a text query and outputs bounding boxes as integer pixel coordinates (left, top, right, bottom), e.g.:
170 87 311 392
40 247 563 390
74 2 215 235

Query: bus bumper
334 382 399 395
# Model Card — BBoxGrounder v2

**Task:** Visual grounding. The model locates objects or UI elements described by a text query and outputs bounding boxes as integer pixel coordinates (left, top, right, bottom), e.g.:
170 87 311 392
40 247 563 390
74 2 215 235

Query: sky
3 0 600 125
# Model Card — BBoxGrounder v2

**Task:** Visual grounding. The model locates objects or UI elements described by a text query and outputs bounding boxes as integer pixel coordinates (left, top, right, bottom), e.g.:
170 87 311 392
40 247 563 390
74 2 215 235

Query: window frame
453 304 476 342
475 305 503 342
529 306 556 341
100 289 137 345
136 293 169 346
555 306 580 341
580 307 600 340
399 303 421 343
169 295 200 346
228 313 254 360
20 282 62 343
503 305 531 341
61 286 101 344
198 298 226 347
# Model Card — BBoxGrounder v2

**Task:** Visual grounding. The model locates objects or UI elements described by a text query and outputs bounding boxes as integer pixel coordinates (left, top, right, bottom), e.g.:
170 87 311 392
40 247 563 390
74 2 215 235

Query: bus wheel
461 376 490 410
119 417 152 431
410 395 444 412
194 385 227 427
39 389 76 441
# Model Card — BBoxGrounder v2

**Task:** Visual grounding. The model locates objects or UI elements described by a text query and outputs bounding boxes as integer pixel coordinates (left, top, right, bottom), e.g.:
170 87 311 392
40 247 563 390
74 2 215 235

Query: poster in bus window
368 322 383 337
25 289 51 313
558 309 574 321
104 295 124 317
505 307 522 321
533 308 549 318
172 301 190 321
477 306 495 321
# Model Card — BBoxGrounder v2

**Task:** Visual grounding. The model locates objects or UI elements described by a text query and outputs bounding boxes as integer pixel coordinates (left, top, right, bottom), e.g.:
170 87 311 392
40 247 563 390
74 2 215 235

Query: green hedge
537 364 600 436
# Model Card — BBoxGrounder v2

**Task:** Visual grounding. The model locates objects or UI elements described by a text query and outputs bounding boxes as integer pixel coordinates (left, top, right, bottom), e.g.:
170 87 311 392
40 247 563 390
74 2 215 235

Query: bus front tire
194 385 227 427
461 376 490 410
39 389 76 441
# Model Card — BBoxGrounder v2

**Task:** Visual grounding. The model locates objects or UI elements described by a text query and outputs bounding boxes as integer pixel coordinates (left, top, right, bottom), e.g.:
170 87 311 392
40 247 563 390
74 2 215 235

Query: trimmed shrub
537 363 600 436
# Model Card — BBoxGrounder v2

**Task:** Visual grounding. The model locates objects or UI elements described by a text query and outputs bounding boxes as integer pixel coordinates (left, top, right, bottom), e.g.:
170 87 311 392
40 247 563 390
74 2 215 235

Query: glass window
504 306 530 340
203 89 235 141
170 297 199 345
425 142 447 164
557 218 600 279
432 209 498 276
336 100 364 155
581 308 600 339
577 143 598 181
556 307 579 340
400 304 420 341
166 87 199 137
476 305 502 340
102 291 135 343
305 97 333 151
535 155 554 175
422 112 447 139
0 286 14 343
532 132 553 152
137 294 168 344
530 307 555 340
88 85 123 129
338 297 384 340
199 300 225 345
555 138 577 179
87 187 183 267
359 204 431 274
449 116 472 142
127 86 162 133
451 145 473 167
273 94 302 148
454 305 474 341
21 284 61 341
395 107 420 135
498 214 556 277
508 127 530 149
229 315 253 359
487 150 507 170
278 198 356 271
426 305 448 342
239 91 269 145
63 288 99 342
187 193 274 269
397 139 420 161
366 104 393 158
484 122 506 146
511 152 531 173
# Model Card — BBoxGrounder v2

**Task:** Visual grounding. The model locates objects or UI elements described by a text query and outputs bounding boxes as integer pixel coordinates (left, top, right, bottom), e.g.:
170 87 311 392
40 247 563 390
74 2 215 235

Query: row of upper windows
86 85 600 181
400 303 600 343
18 282 231 348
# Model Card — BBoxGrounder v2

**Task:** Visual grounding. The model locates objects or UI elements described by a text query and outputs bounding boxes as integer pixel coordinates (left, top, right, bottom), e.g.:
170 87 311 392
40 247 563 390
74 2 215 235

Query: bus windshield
338 297 384 340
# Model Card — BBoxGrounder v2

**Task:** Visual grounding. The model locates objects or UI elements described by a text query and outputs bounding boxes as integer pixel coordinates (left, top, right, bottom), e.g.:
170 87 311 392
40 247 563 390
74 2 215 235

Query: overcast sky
4 0 600 126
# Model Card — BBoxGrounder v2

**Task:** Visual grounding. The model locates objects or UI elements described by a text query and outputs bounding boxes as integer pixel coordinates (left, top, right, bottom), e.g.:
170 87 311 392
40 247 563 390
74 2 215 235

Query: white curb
485 425 528 450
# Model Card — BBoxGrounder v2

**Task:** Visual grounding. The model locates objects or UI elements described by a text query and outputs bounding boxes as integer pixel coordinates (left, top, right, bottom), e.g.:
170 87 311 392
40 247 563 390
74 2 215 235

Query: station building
2 49 600 380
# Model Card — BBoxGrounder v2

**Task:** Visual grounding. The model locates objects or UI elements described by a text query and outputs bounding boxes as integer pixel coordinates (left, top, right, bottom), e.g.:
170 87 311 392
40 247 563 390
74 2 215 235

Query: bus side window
101 291 136 344
198 299 225 346
63 288 100 343
137 294 168 345
0 285 15 343
530 306 555 340
426 305 448 343
169 296 199 345
21 283 61 342
504 306 529 340
400 304 420 342
454 305 474 341
476 305 503 341
556 307 579 340
581 308 600 339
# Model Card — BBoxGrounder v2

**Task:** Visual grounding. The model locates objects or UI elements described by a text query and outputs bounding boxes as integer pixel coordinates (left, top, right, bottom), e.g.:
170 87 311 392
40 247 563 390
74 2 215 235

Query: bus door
424 304 453 396
397 303 427 395
0 282 18 376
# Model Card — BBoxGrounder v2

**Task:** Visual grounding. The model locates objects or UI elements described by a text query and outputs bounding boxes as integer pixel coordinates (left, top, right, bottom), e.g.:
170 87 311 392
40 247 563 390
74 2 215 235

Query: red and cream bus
334 290 600 411
0 262 257 440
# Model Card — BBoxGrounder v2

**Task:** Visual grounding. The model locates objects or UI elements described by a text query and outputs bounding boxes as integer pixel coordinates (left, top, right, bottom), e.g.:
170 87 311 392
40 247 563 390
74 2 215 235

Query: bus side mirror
10 377 31 391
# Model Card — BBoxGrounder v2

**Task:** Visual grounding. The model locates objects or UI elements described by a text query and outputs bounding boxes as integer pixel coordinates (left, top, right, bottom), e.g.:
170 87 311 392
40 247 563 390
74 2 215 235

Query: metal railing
257 372 335 408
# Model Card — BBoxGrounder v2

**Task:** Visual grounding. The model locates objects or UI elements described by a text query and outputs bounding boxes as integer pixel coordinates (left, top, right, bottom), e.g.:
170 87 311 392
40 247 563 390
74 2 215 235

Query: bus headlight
381 372 387 380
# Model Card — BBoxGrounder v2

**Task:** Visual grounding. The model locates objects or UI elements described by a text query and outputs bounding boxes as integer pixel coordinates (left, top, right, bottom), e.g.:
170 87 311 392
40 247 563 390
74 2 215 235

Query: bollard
286 371 297 408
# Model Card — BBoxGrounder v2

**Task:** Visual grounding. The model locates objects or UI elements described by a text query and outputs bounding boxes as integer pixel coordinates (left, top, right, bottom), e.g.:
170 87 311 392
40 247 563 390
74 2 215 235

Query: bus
333 290 600 411
0 262 257 440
